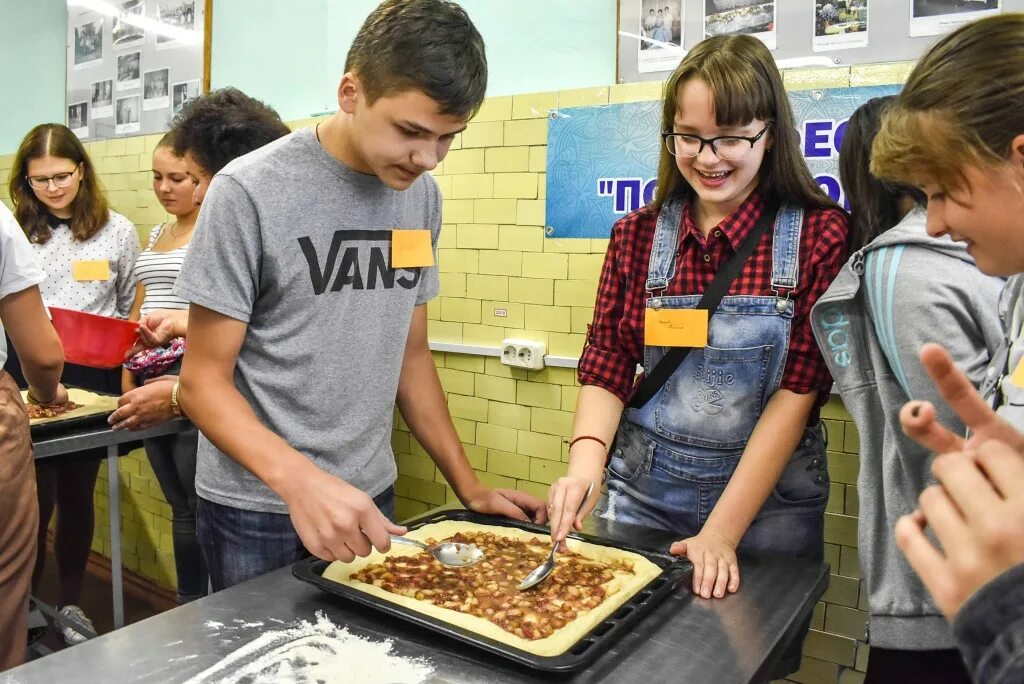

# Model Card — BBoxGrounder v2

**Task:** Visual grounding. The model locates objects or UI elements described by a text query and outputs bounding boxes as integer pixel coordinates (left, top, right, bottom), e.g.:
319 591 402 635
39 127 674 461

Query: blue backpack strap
771 204 804 293
645 196 684 293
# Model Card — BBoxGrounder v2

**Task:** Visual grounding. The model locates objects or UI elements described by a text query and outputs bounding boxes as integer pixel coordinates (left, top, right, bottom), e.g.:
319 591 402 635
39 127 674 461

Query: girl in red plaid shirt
548 35 849 677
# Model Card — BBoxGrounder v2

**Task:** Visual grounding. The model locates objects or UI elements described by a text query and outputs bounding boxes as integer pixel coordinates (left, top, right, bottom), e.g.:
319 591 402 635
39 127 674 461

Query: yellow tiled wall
0 60 914 684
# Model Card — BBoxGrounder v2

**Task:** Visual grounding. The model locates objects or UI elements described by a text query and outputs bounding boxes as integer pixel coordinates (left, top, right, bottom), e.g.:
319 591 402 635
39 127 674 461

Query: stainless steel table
5 513 828 683
32 418 193 629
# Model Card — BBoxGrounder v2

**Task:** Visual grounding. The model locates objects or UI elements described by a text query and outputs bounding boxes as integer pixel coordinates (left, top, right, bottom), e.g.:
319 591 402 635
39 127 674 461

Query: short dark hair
170 87 291 175
345 0 487 120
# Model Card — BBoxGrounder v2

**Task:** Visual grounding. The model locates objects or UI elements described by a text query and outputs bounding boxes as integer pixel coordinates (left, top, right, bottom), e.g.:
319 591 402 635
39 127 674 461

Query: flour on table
184 611 434 684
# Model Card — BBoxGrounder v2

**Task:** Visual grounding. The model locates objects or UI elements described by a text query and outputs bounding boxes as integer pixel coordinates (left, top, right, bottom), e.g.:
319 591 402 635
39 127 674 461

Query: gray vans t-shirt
174 128 441 514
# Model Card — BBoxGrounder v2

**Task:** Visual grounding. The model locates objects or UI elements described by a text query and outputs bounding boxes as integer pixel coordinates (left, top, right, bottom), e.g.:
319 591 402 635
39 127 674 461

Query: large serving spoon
518 481 595 591
389 535 485 568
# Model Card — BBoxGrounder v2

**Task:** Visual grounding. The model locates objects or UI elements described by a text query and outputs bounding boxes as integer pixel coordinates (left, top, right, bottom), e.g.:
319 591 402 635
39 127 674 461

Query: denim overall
599 196 829 559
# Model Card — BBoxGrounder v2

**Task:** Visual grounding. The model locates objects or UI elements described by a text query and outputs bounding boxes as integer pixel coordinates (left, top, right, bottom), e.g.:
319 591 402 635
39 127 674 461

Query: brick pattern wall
0 61 915 684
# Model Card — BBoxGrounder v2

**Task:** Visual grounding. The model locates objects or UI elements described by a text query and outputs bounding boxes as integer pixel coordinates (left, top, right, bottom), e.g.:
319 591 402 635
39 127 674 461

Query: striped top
134 224 190 316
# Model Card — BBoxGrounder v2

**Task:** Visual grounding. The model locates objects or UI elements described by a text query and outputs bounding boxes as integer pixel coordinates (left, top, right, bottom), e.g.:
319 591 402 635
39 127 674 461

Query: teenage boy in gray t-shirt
173 0 546 590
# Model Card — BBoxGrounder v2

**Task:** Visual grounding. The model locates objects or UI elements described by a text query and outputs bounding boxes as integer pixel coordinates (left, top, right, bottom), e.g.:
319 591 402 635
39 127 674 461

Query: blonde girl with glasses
547 34 848 678
6 123 140 645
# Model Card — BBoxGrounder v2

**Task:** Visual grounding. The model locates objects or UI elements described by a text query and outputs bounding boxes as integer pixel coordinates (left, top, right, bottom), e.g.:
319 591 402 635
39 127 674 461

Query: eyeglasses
26 166 80 190
662 123 772 161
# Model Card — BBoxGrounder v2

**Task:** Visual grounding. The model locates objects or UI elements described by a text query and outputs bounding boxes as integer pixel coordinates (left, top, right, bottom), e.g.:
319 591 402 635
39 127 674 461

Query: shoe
59 604 94 645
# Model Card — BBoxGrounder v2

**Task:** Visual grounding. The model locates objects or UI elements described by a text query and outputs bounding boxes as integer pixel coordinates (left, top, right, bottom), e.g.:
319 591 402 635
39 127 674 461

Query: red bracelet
566 435 608 451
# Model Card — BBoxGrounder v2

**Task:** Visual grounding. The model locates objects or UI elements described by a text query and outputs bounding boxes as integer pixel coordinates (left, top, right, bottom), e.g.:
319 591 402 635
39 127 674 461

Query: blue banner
545 85 901 238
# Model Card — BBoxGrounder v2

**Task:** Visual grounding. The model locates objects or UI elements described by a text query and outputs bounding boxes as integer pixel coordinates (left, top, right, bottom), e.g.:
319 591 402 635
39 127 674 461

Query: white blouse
134 224 190 316
32 210 141 319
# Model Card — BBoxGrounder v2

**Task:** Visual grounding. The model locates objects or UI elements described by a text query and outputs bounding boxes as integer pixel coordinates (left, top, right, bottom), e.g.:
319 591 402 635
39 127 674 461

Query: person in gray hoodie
810 96 1004 683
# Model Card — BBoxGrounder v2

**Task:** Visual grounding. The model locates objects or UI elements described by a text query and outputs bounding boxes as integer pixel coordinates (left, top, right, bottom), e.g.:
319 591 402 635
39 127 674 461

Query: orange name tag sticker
644 308 709 348
391 230 435 268
1010 357 1024 388
71 260 110 282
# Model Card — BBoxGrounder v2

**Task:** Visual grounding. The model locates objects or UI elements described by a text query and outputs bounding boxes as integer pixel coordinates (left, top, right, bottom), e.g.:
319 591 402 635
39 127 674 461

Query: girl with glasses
6 123 140 645
547 34 848 678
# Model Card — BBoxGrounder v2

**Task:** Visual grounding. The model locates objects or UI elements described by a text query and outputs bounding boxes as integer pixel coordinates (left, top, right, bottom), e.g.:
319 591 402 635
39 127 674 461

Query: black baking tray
28 391 118 441
292 508 693 673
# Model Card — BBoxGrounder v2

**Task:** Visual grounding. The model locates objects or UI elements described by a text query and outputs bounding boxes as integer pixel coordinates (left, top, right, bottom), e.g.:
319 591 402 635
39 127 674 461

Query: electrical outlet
500 338 546 370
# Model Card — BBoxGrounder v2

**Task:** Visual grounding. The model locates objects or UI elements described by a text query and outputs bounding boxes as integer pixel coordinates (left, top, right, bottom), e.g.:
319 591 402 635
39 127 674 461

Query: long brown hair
653 34 841 214
8 124 109 244
872 14 1024 192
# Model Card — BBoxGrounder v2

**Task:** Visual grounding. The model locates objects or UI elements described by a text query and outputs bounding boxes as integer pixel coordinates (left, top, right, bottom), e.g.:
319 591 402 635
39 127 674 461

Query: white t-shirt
0 203 46 368
32 210 140 319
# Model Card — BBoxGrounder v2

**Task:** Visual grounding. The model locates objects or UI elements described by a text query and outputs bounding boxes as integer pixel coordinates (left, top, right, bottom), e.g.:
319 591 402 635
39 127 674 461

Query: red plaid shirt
578 191 849 419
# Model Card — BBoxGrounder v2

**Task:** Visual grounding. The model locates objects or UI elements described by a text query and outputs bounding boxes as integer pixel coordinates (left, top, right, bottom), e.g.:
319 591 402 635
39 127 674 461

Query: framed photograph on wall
65 0 213 141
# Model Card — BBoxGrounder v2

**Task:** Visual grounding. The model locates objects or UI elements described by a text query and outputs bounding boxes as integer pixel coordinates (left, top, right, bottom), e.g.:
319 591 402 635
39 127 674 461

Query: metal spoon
518 481 595 591
389 535 484 568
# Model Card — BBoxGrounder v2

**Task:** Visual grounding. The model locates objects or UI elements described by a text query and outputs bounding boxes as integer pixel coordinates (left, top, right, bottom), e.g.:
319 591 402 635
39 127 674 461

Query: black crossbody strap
628 202 781 409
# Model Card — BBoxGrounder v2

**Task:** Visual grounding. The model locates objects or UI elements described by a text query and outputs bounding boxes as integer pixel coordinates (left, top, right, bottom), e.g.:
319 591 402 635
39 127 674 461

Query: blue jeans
197 486 395 591
597 422 828 678
145 428 207 603
598 422 828 559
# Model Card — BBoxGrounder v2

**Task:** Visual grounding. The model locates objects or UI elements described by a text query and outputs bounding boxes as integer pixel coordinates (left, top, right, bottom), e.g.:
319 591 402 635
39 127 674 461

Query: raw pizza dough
22 388 119 426
322 521 662 657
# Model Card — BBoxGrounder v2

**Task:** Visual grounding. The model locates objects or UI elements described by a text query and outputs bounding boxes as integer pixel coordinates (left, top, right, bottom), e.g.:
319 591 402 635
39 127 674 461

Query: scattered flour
184 611 434 684
169 654 199 662
204 621 225 629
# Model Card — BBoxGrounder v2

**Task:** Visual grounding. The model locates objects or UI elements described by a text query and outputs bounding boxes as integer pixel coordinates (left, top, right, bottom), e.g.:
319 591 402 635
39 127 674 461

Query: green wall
0 0 618 152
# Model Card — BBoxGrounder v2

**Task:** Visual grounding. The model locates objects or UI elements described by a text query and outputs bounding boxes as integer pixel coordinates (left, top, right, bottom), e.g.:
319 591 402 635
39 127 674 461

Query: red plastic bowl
48 307 139 369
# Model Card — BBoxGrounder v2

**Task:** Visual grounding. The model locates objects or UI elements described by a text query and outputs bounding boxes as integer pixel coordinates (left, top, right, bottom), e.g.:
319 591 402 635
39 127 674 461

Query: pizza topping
351 531 636 640
25 402 81 420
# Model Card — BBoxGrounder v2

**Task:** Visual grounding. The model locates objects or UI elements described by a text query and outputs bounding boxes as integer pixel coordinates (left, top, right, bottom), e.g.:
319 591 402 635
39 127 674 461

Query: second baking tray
292 508 693 673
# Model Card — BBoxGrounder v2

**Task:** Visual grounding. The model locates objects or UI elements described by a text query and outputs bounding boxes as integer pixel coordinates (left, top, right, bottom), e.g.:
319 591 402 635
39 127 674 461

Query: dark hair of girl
841 96 926 252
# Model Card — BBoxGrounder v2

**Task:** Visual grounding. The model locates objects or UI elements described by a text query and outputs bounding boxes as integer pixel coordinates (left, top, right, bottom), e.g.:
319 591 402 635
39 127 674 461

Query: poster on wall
909 0 999 37
66 0 208 141
143 68 170 110
116 51 141 91
545 85 901 238
112 0 145 49
813 0 868 51
73 17 103 69
704 0 777 50
116 95 141 135
638 0 685 73
67 102 89 140
156 0 198 48
172 79 201 115
91 80 114 119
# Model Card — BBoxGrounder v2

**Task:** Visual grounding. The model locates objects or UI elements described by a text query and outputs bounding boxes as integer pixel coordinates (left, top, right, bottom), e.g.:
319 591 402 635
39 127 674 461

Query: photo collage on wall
66 0 205 141
627 0 1004 78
